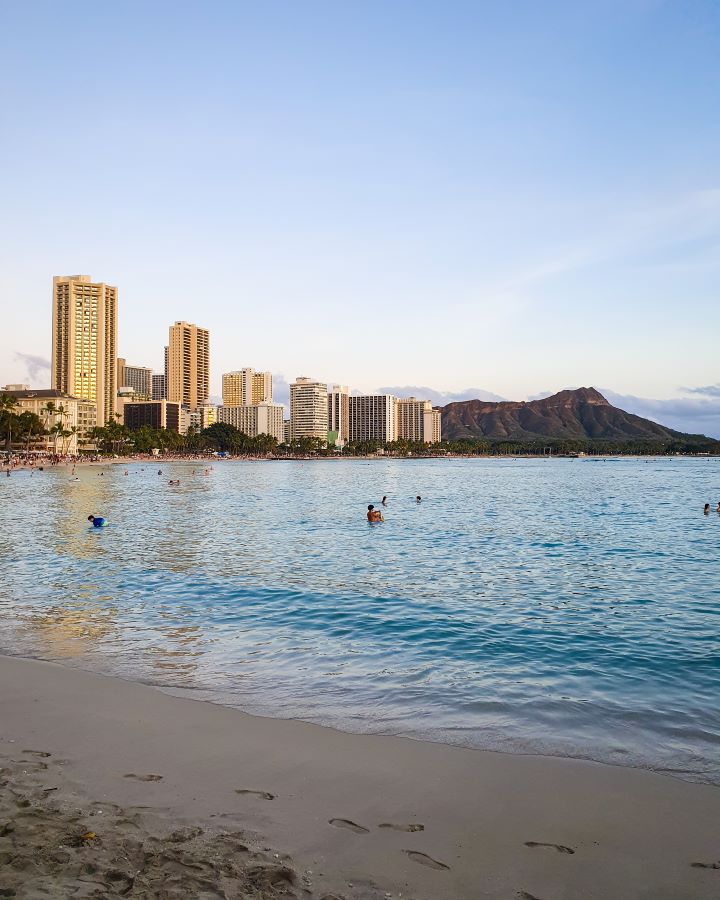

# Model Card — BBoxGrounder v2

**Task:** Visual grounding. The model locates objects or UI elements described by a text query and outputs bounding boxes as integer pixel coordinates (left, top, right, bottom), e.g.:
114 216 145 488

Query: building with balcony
289 377 329 441
51 275 118 425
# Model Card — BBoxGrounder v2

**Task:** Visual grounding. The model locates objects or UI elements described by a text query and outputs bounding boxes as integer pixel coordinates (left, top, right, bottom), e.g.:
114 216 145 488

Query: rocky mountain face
440 387 692 442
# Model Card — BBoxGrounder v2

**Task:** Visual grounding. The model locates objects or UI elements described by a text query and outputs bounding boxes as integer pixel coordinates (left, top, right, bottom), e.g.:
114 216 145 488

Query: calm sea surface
1 458 719 782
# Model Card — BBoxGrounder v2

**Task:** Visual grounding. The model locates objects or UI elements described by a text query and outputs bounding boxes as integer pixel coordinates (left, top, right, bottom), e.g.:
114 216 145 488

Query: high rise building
152 373 167 400
217 403 285 444
116 357 126 392
327 385 349 446
118 362 152 399
52 275 118 425
289 377 329 441
252 371 272 404
396 397 442 444
167 321 209 409
222 368 272 406
348 394 398 444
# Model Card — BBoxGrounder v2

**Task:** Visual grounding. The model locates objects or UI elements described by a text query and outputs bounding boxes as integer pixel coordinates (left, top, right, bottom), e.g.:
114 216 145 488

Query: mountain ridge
440 387 708 442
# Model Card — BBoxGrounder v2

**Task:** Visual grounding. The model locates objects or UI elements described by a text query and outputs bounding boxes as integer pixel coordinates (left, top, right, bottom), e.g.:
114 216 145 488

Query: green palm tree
61 426 78 455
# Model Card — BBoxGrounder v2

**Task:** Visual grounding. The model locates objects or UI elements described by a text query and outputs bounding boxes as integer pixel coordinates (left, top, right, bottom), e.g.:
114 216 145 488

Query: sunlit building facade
51 275 118 425
167 321 210 409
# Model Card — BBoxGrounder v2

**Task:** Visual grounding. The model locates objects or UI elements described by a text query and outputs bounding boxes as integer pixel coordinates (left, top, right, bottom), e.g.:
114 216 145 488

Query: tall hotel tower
51 275 118 425
167 321 210 409
289 377 328 441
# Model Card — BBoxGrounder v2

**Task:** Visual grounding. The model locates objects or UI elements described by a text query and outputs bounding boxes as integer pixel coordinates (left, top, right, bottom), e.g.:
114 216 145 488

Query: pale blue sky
1 1 719 434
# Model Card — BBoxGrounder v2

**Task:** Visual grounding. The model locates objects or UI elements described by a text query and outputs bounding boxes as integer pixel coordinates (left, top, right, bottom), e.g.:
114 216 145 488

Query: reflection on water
1 458 719 783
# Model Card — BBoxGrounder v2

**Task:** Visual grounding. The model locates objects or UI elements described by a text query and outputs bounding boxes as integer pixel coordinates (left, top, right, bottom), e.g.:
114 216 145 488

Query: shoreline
2 654 719 898
5 452 719 470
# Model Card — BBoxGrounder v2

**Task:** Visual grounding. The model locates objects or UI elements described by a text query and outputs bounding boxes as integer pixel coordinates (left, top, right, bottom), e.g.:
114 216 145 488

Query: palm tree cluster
0 397 82 455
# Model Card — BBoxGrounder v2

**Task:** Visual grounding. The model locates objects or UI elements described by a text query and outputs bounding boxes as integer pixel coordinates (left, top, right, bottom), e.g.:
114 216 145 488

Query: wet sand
1 655 719 899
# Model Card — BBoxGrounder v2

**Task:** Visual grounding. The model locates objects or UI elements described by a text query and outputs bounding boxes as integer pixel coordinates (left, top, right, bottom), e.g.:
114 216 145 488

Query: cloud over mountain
377 386 505 404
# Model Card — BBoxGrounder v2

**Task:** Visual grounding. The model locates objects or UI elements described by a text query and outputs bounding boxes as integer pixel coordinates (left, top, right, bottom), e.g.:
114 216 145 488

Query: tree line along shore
2 395 719 459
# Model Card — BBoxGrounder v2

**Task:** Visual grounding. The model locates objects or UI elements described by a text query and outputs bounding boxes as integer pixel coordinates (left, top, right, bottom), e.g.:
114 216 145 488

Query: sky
1 1 719 435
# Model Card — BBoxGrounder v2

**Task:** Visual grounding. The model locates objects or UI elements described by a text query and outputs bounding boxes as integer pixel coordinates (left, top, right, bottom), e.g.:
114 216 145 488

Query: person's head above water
416 495 422 502
704 503 710 513
368 504 374 511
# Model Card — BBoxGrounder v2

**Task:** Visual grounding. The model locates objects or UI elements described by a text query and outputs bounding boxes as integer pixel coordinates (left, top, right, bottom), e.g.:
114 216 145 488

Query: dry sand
1 655 719 899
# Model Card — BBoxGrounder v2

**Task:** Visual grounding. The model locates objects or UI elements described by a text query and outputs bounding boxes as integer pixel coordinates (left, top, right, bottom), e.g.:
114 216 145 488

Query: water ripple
1 457 719 783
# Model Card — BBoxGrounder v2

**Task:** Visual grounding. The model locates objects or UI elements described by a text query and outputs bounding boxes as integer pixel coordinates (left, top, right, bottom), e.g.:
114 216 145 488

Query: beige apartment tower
52 275 118 426
222 368 273 407
396 397 442 444
289 377 329 441
348 394 398 444
167 321 210 409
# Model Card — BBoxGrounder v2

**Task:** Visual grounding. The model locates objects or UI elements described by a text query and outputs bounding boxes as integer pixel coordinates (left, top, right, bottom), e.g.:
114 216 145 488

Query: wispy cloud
14 352 51 384
377 385 505 404
489 189 720 296
601 388 720 439
682 383 720 399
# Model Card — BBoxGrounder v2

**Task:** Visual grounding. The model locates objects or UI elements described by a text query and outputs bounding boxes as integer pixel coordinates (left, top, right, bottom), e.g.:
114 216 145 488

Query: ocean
2 457 719 783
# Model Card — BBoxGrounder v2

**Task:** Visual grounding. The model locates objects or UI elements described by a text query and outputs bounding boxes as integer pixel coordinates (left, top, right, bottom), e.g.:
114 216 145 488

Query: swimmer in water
382 495 388 506
717 502 720 513
704 503 711 514
367 504 383 522
416 495 422 503
87 515 107 528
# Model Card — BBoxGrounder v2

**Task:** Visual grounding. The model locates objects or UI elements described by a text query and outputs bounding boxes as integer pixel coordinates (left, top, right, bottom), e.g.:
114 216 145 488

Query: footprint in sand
22 750 51 758
235 789 275 800
379 822 425 832
123 773 163 782
328 818 369 834
691 861 720 869
403 849 450 870
525 841 575 855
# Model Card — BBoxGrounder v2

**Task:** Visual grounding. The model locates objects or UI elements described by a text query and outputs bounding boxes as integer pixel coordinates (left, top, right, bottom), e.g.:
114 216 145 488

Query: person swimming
416 495 422 503
717 502 720 513
704 503 711 514
87 515 107 528
367 504 383 522
381 496 388 506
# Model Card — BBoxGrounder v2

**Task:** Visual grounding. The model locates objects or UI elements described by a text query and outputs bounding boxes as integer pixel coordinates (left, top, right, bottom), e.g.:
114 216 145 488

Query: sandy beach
1 656 719 899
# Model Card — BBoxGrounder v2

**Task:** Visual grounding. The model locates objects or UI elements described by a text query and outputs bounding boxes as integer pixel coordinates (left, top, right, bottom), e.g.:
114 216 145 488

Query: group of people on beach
703 502 720 514
367 495 422 522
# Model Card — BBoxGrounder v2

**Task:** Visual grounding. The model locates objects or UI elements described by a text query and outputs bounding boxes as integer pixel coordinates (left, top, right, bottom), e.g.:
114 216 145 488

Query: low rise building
1 386 96 454
123 400 184 433
188 403 217 431
217 403 285 443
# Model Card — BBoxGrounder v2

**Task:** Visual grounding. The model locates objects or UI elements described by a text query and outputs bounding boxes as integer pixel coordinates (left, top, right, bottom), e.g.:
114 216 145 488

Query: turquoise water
1 458 719 783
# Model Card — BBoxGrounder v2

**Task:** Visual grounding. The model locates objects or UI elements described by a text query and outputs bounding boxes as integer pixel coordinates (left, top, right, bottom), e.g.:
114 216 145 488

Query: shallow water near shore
1 457 719 783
